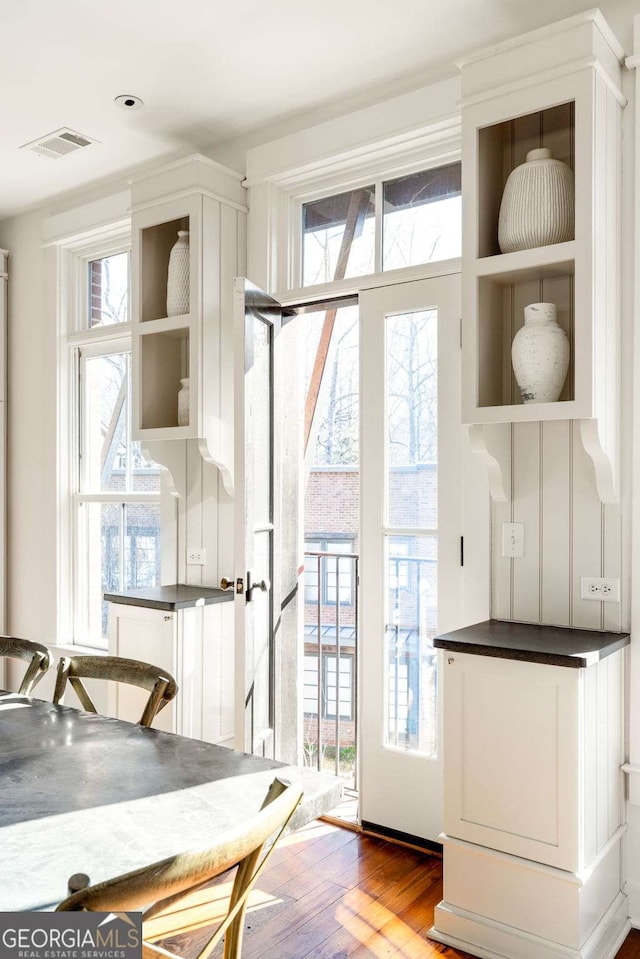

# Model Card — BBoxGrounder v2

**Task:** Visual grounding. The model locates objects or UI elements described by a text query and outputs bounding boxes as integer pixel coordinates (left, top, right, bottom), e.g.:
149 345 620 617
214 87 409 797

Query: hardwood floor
157 818 640 959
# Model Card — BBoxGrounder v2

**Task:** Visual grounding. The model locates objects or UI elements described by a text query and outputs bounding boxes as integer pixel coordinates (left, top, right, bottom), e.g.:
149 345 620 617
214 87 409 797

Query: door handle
220 577 244 594
246 572 270 601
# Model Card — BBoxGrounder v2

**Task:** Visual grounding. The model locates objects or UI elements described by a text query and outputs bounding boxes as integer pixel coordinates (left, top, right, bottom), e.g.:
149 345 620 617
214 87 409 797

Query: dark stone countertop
104 584 234 610
433 619 630 668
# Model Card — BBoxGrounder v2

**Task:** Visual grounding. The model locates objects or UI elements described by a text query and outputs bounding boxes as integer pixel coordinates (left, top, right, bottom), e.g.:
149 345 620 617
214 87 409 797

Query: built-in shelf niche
477 261 574 409
140 328 190 430
140 216 190 323
477 101 574 259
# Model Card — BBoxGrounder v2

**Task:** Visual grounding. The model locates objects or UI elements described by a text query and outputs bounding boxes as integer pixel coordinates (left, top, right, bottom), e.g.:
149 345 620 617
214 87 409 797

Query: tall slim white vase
166 230 190 317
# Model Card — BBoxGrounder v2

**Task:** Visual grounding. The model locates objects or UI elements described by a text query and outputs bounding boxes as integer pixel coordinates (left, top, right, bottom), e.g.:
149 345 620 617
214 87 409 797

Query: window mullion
119 503 126 592
374 179 384 274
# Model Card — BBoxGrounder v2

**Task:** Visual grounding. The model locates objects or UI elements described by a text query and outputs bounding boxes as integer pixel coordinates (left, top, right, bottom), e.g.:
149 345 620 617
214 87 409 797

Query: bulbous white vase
166 230 190 317
511 303 569 404
498 148 574 253
177 377 190 426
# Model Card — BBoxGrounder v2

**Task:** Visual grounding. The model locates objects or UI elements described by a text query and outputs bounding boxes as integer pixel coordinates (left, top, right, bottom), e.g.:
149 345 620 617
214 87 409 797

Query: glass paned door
359 274 464 844
233 279 282 758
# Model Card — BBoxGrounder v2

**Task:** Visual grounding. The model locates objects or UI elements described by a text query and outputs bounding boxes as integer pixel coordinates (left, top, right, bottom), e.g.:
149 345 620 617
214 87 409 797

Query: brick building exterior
303 464 437 771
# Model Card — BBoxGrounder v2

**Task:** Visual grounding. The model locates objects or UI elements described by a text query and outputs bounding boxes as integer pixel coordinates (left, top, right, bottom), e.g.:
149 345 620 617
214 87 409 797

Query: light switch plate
502 522 524 558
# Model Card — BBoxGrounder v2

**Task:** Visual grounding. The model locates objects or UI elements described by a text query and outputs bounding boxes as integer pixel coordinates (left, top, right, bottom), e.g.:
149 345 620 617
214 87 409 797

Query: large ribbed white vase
166 230 190 316
511 303 570 404
498 148 574 253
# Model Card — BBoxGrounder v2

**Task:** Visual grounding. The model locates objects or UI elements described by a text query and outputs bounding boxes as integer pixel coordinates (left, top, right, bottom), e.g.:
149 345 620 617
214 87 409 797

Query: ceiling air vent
20 128 98 159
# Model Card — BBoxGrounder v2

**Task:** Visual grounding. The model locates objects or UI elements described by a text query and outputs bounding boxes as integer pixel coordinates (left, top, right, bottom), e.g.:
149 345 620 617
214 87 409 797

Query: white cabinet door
109 603 177 733
444 651 580 870
108 601 235 743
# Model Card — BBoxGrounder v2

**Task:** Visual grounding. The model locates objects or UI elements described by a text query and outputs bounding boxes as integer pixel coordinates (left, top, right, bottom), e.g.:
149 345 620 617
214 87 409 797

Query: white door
359 274 466 844
232 278 282 758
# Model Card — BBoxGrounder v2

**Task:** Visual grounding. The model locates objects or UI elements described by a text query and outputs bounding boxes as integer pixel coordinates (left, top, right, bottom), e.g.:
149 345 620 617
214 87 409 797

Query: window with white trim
67 241 161 648
300 162 461 287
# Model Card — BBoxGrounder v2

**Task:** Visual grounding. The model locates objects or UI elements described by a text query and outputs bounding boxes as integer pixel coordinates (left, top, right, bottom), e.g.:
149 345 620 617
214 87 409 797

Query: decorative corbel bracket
467 423 511 503
141 439 234 499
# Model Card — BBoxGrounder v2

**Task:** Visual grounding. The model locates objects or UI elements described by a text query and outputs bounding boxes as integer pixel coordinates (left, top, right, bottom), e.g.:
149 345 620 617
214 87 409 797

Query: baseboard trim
429 893 629 959
625 878 640 929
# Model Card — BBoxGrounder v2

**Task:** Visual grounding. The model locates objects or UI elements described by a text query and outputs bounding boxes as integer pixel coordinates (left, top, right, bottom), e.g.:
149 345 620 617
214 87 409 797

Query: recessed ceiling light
115 95 144 110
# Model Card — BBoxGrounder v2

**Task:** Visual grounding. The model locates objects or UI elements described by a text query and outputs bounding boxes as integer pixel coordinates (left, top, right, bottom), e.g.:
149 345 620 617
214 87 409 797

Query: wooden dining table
0 690 342 911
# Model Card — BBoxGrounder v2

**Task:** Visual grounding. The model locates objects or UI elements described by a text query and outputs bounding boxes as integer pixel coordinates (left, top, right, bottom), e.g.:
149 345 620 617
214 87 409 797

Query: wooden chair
0 636 52 695
56 777 303 959
52 655 178 728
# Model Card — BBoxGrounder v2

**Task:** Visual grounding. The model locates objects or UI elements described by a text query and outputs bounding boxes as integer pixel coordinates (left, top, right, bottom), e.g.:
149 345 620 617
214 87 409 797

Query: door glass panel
385 533 437 755
302 188 375 286
386 310 438 528
249 315 272 527
385 307 438 756
382 164 461 270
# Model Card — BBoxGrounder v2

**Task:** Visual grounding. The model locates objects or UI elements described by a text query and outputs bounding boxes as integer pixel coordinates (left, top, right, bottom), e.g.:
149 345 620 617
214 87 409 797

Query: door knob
220 577 244 593
246 573 270 600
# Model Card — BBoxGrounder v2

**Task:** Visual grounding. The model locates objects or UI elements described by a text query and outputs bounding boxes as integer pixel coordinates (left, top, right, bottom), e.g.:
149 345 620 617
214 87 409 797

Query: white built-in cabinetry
131 154 247 495
108 157 247 741
107 587 234 743
431 621 629 959
461 11 625 503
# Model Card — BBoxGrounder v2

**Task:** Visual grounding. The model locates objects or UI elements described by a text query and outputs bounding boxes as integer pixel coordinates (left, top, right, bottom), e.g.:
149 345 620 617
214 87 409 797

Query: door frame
358 272 490 844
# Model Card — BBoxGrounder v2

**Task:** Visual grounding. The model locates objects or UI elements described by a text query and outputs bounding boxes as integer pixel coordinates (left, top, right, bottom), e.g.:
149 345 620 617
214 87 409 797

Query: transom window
301 161 461 286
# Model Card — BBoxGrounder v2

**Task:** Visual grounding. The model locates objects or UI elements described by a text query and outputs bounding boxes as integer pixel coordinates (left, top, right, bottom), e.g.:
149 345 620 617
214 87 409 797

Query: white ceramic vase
498 148 574 253
166 230 190 317
511 303 569 404
177 377 190 426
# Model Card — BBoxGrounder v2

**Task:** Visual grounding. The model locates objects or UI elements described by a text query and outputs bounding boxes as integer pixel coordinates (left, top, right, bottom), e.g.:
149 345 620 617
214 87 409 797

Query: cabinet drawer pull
447 657 455 664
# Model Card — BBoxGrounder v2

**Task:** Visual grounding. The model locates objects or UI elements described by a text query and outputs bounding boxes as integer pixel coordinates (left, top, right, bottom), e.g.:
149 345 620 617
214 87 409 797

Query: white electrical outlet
187 548 206 565
502 522 524 558
580 577 620 602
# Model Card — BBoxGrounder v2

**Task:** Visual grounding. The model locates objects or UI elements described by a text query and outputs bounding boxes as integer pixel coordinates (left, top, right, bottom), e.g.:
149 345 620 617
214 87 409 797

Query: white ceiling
0 0 627 219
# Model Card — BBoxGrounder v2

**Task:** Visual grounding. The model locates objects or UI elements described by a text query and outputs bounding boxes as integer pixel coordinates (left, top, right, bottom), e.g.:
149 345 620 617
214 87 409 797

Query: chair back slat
0 636 52 695
53 655 178 728
56 777 303 959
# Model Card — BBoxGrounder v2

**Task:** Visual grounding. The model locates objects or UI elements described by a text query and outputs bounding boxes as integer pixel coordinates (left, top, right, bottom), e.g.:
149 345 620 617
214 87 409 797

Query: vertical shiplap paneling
542 101 574 170
184 439 204 587
217 206 242 584
540 421 572 624
491 425 513 621
493 423 621 633
542 275 573 402
582 663 598 865
570 420 604 629
603 501 622 633
512 422 542 622
596 657 610 851
607 651 624 838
